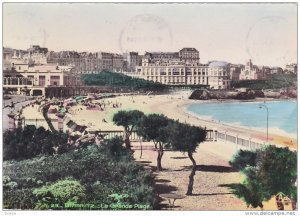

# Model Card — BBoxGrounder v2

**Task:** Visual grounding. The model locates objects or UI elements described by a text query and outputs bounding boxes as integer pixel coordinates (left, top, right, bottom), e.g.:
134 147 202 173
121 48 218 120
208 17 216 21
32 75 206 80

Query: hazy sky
3 3 297 67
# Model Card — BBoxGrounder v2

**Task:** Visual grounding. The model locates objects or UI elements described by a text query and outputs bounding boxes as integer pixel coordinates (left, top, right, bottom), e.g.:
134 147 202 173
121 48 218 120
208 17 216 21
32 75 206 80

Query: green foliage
136 114 170 144
113 110 144 130
33 178 86 209
231 167 266 208
3 125 70 161
231 74 297 90
113 110 145 149
229 150 257 170
103 136 129 158
81 71 167 91
3 188 36 209
169 121 207 153
228 145 297 209
256 146 297 197
3 142 158 210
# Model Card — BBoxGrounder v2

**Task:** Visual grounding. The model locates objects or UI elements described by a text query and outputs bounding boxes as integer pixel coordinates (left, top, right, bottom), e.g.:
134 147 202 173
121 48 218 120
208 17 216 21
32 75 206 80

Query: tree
229 149 257 171
113 110 144 150
136 114 170 171
231 167 266 209
229 146 297 210
42 104 56 132
257 146 297 210
169 122 207 195
28 126 47 156
3 125 36 160
3 126 70 161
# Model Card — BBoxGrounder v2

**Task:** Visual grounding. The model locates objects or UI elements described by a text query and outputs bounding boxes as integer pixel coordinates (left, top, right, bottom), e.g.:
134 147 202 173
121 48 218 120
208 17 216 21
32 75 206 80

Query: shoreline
19 92 297 150
147 94 297 150
181 99 297 139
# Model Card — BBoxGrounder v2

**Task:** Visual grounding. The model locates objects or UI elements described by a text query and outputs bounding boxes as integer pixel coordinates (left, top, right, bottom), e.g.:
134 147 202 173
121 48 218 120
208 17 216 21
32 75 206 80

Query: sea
186 100 297 136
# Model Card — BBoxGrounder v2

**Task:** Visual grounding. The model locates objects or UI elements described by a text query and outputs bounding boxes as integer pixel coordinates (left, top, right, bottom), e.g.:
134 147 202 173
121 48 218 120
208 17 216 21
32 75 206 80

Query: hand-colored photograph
2 2 297 212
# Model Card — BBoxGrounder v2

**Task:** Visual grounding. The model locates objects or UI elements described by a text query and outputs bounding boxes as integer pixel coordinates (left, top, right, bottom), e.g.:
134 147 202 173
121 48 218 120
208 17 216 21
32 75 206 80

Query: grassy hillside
81 71 167 91
231 74 297 90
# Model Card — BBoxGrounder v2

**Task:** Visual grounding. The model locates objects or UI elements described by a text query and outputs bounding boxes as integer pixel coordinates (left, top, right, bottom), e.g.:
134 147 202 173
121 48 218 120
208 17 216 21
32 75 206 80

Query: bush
33 178 86 209
3 188 36 209
228 146 297 209
3 126 70 161
3 141 158 210
102 136 129 158
229 150 257 171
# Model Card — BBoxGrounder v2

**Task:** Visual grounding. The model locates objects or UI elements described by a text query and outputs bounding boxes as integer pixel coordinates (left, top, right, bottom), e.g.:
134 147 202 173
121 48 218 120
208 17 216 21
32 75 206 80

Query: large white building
4 63 78 96
134 57 231 89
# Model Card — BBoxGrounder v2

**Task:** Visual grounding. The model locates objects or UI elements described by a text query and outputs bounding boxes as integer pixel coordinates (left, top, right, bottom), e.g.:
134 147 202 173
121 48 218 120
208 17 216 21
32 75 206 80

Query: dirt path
132 141 248 210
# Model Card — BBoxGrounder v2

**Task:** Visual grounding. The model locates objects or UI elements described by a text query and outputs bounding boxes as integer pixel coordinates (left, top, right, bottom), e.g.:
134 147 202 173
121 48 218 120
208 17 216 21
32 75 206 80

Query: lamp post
259 103 269 143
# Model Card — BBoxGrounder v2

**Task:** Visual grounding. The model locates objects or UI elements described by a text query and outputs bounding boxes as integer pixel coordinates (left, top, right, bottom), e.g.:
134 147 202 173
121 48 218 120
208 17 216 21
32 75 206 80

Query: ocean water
186 100 297 135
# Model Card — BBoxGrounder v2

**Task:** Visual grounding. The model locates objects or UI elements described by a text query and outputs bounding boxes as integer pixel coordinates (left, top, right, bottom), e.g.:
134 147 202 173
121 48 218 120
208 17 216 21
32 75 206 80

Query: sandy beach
21 92 296 150
62 92 296 149
19 92 296 210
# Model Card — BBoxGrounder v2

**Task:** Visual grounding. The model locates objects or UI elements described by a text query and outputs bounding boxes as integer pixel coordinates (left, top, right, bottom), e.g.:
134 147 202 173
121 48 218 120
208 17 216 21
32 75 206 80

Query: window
39 76 46 86
50 76 60 86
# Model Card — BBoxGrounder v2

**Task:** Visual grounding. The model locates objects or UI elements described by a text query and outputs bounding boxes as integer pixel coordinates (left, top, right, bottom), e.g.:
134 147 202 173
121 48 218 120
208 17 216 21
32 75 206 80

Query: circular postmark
246 16 296 67
119 13 173 53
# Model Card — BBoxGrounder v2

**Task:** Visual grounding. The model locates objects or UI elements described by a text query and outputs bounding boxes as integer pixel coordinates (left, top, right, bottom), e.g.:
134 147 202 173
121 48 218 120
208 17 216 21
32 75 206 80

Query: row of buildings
3 45 126 73
3 45 298 94
131 48 296 89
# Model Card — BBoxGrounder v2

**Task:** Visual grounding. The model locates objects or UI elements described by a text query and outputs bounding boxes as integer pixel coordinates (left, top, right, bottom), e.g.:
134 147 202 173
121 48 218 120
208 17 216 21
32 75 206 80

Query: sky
3 3 297 67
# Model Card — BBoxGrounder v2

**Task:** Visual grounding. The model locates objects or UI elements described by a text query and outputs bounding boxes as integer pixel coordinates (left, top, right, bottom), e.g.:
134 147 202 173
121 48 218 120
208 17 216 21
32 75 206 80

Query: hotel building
135 53 231 89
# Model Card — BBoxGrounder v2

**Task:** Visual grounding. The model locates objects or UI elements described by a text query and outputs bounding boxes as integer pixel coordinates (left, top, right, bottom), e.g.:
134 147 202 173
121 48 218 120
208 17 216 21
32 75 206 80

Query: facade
179 47 200 64
143 48 200 65
7 64 77 87
124 52 140 72
270 67 283 75
207 61 231 89
3 64 79 96
3 46 48 70
135 58 230 89
285 64 297 74
112 54 124 72
47 51 123 73
142 51 175 65
239 59 265 80
229 64 243 81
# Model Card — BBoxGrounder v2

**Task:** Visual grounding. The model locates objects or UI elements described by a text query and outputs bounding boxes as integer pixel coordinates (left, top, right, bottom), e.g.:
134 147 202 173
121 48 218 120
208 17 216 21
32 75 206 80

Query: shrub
33 178 86 210
228 146 297 209
3 126 70 161
3 141 158 210
229 150 257 170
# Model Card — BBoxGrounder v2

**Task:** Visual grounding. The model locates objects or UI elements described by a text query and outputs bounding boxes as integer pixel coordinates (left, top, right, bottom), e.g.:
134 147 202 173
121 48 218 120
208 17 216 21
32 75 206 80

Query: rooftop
209 61 229 68
180 48 198 52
